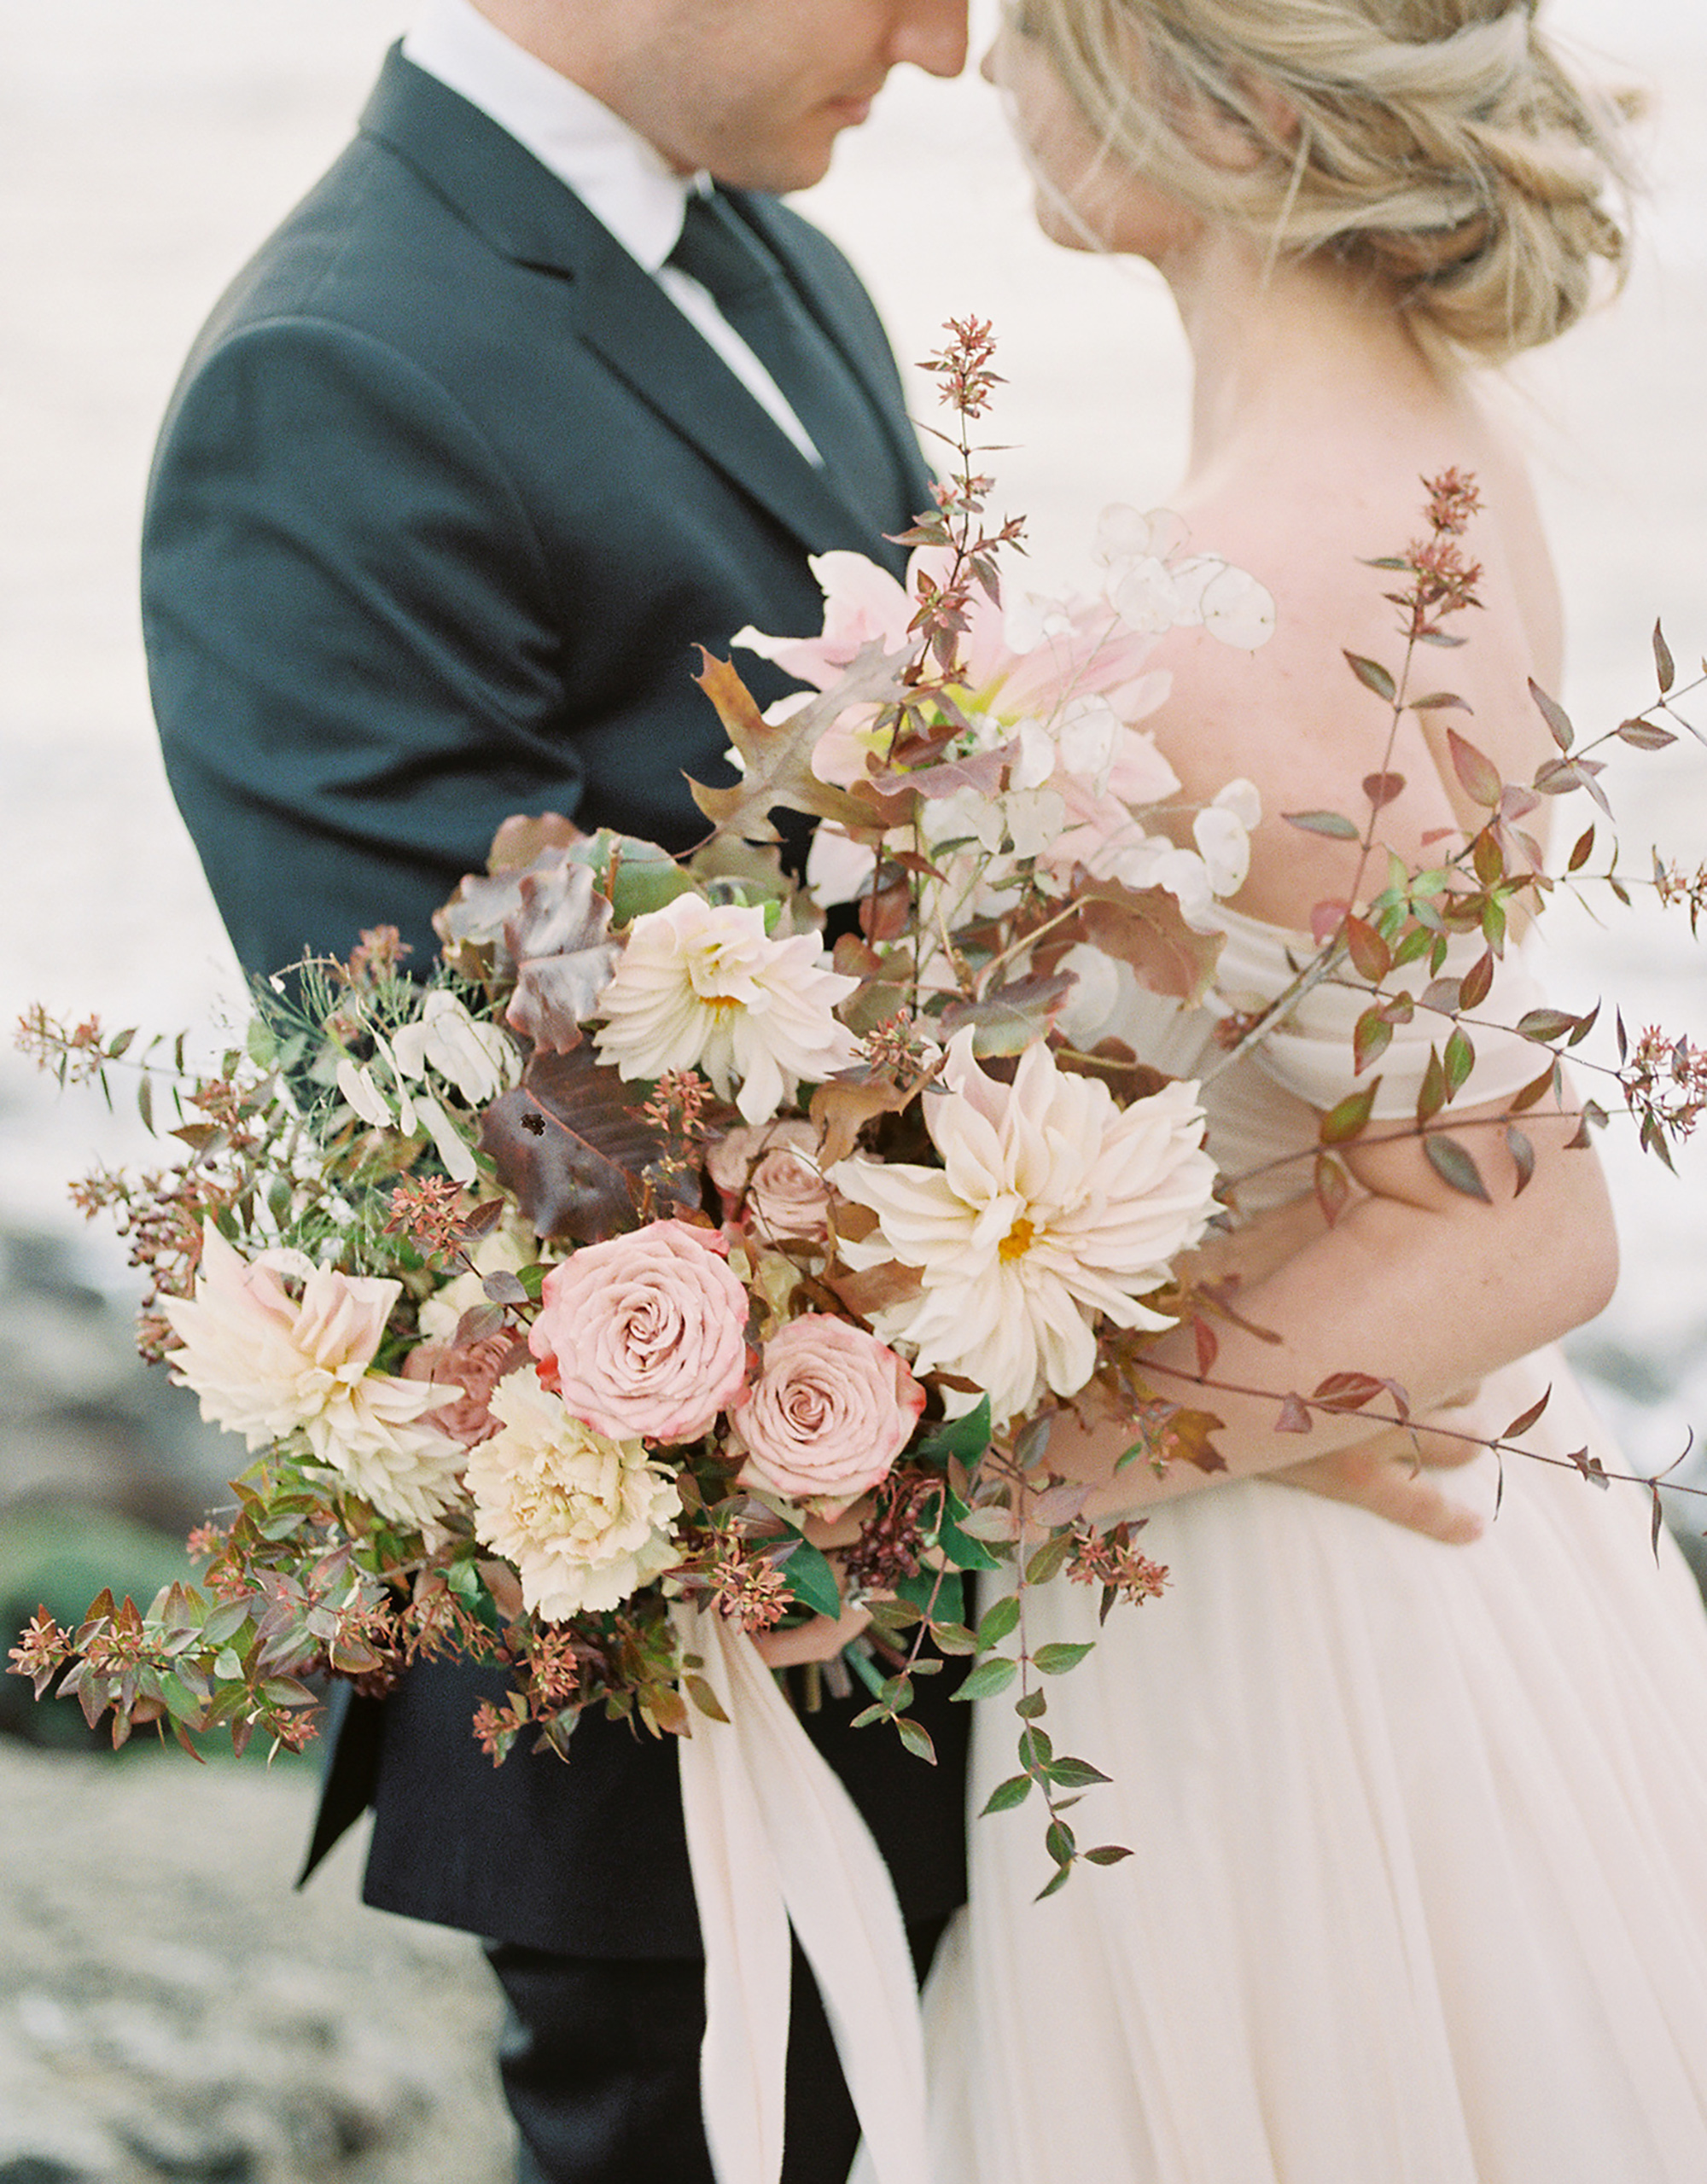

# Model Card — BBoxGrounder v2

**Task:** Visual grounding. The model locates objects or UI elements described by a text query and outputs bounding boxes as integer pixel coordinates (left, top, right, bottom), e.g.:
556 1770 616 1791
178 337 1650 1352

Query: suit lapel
358 49 888 560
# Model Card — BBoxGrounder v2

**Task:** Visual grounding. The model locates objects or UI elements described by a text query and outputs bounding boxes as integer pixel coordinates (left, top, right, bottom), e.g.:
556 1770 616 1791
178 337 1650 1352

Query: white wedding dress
913 911 1707 2184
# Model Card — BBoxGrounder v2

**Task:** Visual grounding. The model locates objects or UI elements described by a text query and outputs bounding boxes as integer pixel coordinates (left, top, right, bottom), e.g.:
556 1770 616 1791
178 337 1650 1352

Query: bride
909 2 1707 2178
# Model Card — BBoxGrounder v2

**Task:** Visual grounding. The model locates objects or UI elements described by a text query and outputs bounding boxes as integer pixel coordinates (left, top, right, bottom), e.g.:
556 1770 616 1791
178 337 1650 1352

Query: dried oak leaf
687 641 910 844
502 861 622 1056
479 1045 698 1243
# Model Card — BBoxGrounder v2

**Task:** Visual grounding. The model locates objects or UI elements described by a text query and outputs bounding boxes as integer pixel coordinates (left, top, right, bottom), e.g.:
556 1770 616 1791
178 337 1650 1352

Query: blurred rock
0 1741 512 2184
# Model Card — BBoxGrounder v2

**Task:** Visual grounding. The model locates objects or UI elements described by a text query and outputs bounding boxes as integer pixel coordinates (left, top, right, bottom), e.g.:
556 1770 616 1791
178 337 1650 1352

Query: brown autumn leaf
824 1257 924 1320
486 812 585 873
1063 878 1226 1005
687 641 910 843
479 1045 698 1242
810 1068 920 1168
502 861 622 1055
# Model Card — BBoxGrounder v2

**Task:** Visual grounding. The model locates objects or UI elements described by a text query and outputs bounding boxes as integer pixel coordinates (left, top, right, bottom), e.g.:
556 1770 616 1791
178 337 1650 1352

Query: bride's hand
750 1506 874 1668
1275 1391 1489 1545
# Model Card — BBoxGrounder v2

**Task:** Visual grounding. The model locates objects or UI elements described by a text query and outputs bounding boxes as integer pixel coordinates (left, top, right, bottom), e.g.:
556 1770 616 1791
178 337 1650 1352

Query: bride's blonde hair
1016 0 1641 364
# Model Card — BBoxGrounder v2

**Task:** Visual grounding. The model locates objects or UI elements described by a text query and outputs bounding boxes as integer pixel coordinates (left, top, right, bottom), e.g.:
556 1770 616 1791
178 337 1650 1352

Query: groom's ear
1175 72 1302 173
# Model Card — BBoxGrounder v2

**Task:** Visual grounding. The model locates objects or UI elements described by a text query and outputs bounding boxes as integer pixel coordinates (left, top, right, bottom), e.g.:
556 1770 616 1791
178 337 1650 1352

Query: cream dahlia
160 1223 465 1528
592 894 859 1125
831 1031 1218 1425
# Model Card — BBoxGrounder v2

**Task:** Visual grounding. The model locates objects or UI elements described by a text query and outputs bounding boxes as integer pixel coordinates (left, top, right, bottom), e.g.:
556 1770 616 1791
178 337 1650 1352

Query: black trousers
485 1916 952 2184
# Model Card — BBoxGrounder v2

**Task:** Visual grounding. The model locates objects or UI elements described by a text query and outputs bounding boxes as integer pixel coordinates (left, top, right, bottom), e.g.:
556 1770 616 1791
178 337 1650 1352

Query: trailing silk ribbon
672 1601 930 2184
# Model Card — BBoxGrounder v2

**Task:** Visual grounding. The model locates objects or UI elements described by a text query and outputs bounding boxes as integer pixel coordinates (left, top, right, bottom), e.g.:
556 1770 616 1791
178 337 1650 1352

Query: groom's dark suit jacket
142 49 968 1959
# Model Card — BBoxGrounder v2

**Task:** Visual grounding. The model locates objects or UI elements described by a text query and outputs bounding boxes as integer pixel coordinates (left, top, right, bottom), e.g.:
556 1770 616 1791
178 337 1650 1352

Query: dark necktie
667 189 901 535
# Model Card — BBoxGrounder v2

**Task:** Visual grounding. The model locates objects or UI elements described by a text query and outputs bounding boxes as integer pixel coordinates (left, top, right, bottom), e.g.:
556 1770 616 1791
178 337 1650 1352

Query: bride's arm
1051 1095 1618 1521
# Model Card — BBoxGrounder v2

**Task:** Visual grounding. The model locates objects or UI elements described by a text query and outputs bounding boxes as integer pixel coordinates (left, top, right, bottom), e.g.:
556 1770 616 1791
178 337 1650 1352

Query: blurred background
2 3 1702 2177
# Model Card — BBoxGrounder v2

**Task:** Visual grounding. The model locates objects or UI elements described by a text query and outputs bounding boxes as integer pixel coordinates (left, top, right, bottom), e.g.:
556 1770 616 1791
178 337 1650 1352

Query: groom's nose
888 0 971 79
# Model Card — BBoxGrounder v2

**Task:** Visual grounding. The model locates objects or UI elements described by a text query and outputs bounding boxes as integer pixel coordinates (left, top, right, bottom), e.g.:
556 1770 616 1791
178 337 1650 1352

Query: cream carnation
706 1120 833 1243
832 1031 1218 1425
593 894 860 1125
161 1223 464 1528
731 1316 924 1517
530 1220 751 1444
465 1366 682 1618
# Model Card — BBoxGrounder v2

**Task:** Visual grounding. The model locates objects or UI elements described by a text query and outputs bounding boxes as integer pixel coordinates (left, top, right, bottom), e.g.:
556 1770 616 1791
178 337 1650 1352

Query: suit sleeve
142 314 576 977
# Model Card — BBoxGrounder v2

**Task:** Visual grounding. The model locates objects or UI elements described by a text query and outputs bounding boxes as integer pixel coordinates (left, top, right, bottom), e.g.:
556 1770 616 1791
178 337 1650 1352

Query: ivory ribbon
672 1601 931 2184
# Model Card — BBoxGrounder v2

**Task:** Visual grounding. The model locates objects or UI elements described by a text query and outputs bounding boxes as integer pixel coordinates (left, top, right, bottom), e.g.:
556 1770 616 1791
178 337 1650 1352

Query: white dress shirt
403 0 823 461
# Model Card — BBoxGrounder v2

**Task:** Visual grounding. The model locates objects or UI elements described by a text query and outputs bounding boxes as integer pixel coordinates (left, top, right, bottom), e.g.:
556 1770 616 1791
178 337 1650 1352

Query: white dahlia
160 1223 465 1528
831 1031 1218 1425
593 894 859 1124
464 1366 683 1619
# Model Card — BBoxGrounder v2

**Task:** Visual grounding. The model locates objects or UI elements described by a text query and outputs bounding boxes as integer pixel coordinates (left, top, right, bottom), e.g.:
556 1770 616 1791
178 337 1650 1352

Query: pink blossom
706 1121 832 1243
402 1332 515 1447
530 1220 751 1444
730 1316 925 1518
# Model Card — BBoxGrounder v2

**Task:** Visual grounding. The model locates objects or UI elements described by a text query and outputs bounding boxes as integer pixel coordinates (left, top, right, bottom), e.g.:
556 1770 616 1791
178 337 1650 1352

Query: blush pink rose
730 1315 925 1517
402 1332 514 1448
706 1121 832 1244
530 1220 751 1444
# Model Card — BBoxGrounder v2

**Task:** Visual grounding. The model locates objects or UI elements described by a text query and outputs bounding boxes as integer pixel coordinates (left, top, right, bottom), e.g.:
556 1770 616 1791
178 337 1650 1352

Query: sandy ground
1 4 1704 2175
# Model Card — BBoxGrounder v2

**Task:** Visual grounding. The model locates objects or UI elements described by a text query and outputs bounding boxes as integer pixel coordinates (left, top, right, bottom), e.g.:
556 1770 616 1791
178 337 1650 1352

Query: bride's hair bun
1027 0 1641 364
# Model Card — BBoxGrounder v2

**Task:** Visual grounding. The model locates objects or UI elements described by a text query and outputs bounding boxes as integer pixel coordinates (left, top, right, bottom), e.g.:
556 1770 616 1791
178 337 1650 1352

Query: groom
142 3 971 2181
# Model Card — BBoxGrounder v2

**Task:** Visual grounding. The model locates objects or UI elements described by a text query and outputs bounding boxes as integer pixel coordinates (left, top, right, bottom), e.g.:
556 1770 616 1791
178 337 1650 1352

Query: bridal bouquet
15 323 1704 1896
10 323 1278 1881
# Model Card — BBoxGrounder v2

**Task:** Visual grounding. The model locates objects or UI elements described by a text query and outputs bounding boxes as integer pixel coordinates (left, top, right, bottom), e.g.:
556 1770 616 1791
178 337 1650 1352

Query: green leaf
894 1568 963 1628
895 1717 937 1765
1320 1079 1379 1145
782 1540 843 1622
1084 1844 1134 1867
1343 650 1398 703
1442 1027 1475 1095
915 1395 993 1472
1529 678 1574 752
1344 915 1390 984
1517 1008 1580 1044
1045 1820 1078 1865
950 1656 1019 1703
1283 809 1360 842
1025 1534 1074 1587
929 1622 978 1655
1014 1687 1048 1720
1423 1133 1491 1203
1447 728 1502 809
1046 1755 1114 1790
981 1773 1033 1816
1034 1641 1095 1676
1416 1045 1448 1125
976 1595 1021 1651
936 1502 1003 1573
1034 1864 1074 1902
1617 717 1677 751
1654 618 1675 696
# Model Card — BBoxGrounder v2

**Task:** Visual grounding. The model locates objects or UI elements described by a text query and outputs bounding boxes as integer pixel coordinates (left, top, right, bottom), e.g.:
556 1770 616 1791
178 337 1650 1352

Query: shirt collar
403 0 697 271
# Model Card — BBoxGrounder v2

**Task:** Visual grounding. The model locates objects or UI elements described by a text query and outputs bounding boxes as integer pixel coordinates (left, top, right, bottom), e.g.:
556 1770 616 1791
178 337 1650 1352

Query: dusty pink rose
730 1315 925 1517
402 1332 514 1448
706 1121 832 1244
530 1220 751 1444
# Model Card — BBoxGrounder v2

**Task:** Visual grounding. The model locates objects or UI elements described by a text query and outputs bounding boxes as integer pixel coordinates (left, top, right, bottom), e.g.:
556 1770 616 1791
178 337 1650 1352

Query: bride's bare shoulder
1151 439 1557 929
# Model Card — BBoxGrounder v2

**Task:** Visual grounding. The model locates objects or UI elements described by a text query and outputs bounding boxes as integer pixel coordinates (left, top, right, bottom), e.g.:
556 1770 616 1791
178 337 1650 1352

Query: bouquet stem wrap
672 1603 929 2184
